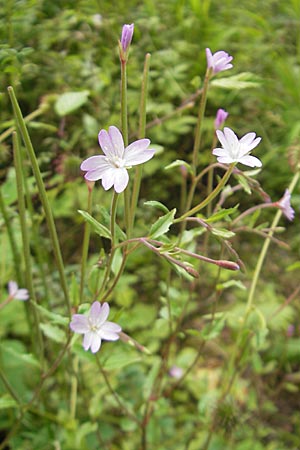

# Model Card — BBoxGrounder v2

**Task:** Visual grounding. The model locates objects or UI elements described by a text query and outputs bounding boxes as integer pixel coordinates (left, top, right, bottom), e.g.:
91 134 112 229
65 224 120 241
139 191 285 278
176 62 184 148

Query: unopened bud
120 23 134 54
216 260 240 271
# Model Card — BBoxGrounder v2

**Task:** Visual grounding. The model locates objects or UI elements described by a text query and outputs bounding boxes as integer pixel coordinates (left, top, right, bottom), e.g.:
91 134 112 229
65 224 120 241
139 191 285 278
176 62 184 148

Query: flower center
107 155 125 168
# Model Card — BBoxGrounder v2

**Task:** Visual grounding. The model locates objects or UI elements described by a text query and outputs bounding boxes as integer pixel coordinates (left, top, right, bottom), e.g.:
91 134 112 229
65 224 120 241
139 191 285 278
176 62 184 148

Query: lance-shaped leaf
149 208 176 239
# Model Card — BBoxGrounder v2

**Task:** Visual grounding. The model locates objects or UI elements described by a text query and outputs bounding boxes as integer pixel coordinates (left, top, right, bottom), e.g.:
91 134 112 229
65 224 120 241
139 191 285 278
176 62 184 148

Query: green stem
95 354 140 424
97 192 119 298
120 59 131 236
0 190 21 283
174 164 235 223
13 131 44 362
191 69 211 174
8 86 71 317
130 53 151 231
246 169 300 314
70 356 79 420
0 103 48 144
80 184 93 303
22 148 50 302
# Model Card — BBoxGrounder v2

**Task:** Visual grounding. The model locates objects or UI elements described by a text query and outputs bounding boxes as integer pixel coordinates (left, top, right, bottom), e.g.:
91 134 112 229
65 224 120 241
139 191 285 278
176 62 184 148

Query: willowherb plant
1 18 299 450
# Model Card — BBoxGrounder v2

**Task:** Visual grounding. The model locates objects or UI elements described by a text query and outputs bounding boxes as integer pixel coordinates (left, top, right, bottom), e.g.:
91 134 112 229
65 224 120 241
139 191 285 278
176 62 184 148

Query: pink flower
120 23 134 53
80 126 155 193
213 127 262 167
70 301 121 353
206 48 233 74
277 189 295 221
8 281 29 301
214 108 229 130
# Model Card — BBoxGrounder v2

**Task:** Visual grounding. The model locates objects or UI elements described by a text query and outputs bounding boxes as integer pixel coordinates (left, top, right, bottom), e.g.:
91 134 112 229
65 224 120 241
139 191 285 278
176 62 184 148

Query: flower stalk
8 86 71 317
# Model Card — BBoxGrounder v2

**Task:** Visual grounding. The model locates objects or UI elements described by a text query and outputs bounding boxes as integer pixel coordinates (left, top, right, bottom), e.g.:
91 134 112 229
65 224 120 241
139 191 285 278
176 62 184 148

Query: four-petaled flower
277 189 295 221
213 127 262 167
80 126 155 193
8 281 29 301
206 48 233 74
70 301 122 353
214 108 228 130
120 23 134 53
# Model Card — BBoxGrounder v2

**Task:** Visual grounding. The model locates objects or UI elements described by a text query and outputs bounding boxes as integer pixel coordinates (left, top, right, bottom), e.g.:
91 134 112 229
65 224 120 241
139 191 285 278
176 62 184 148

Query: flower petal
89 301 102 324
15 289 29 301
99 322 121 341
94 302 110 327
101 168 120 191
70 315 89 334
215 155 236 164
125 150 155 166
113 168 129 193
101 321 122 333
238 154 262 167
8 281 18 297
98 126 124 158
83 331 94 351
239 132 256 145
80 155 106 171
108 126 125 157
212 148 229 157
90 335 102 353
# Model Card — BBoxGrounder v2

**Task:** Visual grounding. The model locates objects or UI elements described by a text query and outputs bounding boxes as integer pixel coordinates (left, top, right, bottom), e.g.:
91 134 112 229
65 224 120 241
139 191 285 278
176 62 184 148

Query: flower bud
214 108 228 130
120 23 134 53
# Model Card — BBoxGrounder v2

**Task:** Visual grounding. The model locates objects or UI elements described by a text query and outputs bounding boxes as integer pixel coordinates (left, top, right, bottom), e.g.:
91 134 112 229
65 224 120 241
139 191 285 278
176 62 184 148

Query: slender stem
0 189 21 283
80 184 93 303
22 149 50 302
0 103 49 144
0 295 14 310
13 131 44 362
174 164 235 223
130 53 151 231
97 192 119 298
95 355 140 424
246 169 300 314
231 202 275 226
191 69 211 174
0 366 21 405
206 133 218 217
70 356 79 420
8 86 71 317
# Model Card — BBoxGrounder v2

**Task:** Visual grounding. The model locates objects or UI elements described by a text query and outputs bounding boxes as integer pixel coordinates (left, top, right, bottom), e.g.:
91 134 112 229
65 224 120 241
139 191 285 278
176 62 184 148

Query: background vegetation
0 0 300 449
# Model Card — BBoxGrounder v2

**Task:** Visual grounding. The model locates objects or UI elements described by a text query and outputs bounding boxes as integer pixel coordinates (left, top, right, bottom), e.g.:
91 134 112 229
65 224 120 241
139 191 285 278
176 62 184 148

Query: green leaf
102 348 142 370
40 323 66 343
0 395 18 410
206 205 239 223
216 280 247 291
211 227 235 239
149 208 176 239
34 303 69 325
211 72 261 90
201 316 226 341
144 200 170 214
236 174 252 194
1 345 41 369
54 90 90 116
78 210 111 239
164 159 192 174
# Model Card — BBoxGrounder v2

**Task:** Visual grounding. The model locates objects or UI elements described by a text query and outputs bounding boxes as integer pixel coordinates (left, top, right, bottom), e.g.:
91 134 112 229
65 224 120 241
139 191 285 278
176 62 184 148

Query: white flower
213 127 262 167
277 189 295 221
80 126 155 193
8 281 29 301
70 301 121 353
